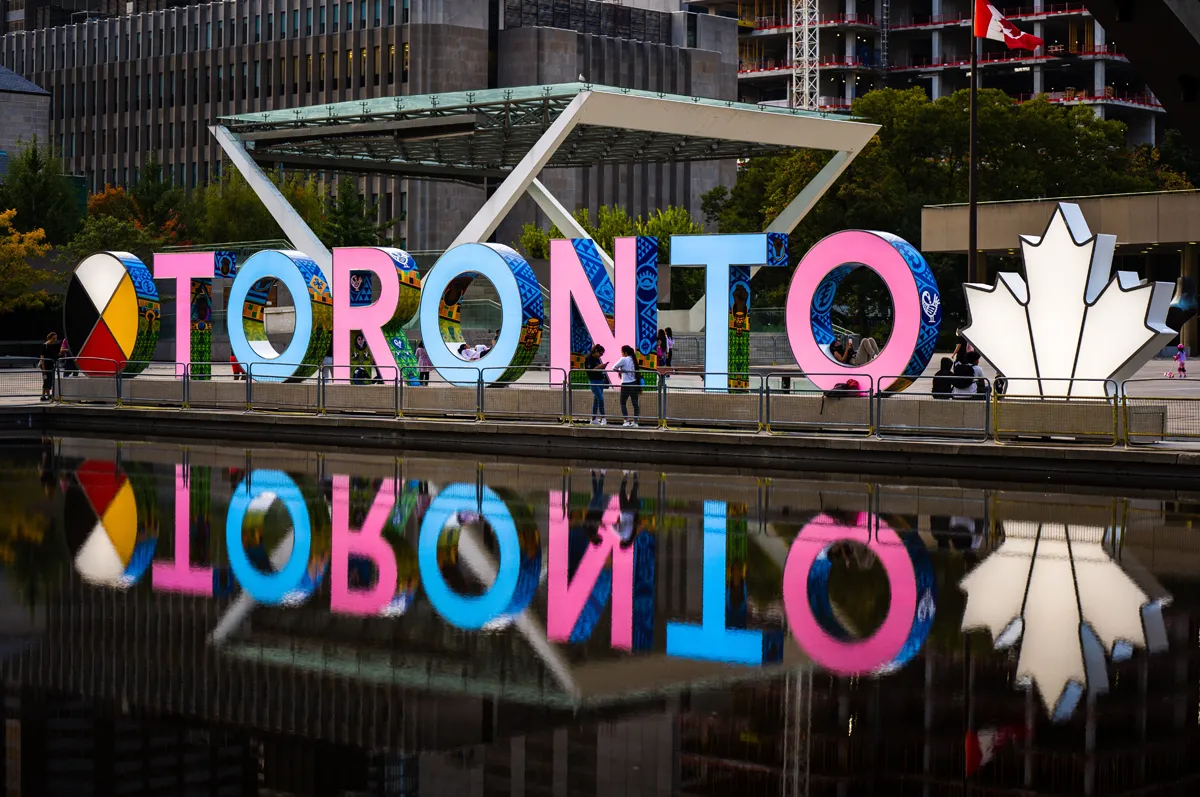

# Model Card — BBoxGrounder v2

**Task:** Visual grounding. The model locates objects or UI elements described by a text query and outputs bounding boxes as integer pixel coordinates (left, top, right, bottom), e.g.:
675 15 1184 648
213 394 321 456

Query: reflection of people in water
39 435 55 496
584 470 608 545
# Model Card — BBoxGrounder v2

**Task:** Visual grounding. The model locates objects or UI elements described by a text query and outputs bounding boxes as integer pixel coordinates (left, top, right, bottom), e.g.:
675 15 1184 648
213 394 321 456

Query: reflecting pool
1 436 1198 796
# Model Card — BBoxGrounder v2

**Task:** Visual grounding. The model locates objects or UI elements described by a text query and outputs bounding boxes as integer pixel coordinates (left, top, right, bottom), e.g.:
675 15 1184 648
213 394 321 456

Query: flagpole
968 1 979 284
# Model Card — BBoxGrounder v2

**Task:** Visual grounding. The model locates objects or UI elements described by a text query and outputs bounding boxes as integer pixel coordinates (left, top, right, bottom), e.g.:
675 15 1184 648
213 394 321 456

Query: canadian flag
965 724 1026 776
975 1 1045 50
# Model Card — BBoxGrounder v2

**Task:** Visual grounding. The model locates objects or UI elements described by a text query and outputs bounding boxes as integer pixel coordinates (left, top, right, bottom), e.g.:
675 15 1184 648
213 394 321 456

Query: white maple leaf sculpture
959 521 1170 722
962 203 1175 397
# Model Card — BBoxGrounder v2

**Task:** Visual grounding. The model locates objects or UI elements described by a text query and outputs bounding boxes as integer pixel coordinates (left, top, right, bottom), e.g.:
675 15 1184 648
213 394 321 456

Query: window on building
243 16 248 44
306 55 312 93
217 66 222 101
255 15 261 43
373 45 379 86
217 21 223 48
292 10 299 37
319 53 325 91
279 12 285 39
254 60 260 99
306 8 312 35
292 56 299 95
345 50 352 89
388 0 394 25
387 44 394 83
267 13 273 40
359 47 366 88
345 2 352 30
320 6 326 34
206 23 211 49
241 63 247 101
373 0 379 26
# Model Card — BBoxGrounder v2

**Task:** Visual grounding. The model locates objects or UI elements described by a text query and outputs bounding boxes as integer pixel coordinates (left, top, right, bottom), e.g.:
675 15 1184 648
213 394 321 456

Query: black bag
951 363 975 389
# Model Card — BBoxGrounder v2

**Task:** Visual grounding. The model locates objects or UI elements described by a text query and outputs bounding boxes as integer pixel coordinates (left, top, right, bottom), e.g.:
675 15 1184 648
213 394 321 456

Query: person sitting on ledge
931 357 955 399
457 343 490 362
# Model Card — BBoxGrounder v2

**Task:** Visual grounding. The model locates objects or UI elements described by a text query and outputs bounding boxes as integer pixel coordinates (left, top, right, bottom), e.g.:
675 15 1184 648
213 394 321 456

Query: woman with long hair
614 345 640 427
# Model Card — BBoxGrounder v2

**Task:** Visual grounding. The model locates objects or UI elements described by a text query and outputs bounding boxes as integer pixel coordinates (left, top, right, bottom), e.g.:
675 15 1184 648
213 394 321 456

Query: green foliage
514 204 705 306
179 167 328 245
322 177 391 248
0 209 56 314
0 137 82 245
66 215 162 265
130 155 187 230
703 87 1193 329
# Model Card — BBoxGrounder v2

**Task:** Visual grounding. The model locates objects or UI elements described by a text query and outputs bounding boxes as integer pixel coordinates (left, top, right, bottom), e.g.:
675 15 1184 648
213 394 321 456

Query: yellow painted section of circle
101 274 139 357
100 481 138 564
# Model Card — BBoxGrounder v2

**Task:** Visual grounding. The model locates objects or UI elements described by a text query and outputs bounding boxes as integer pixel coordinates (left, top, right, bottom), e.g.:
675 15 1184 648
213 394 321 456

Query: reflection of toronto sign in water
64 203 1177 395
73 462 1170 721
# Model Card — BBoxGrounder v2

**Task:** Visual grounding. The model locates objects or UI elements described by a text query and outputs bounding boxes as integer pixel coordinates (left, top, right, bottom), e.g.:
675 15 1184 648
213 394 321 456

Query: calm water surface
0 436 1197 796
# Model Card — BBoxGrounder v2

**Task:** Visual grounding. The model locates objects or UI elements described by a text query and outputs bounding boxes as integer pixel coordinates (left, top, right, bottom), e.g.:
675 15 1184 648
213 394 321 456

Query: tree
0 137 82 245
322 177 390 248
705 87 1192 329
65 215 161 264
0 209 55 313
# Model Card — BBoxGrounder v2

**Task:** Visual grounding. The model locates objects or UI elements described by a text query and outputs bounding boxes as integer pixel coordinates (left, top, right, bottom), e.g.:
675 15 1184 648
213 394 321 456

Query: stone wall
0 89 49 172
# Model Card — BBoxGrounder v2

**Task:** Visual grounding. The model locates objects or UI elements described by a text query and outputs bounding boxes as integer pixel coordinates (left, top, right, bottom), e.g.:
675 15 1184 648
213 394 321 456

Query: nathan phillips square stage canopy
209 83 880 292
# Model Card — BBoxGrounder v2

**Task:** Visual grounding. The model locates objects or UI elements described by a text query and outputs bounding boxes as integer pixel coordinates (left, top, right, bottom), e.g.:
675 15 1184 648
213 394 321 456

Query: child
1176 343 1188 378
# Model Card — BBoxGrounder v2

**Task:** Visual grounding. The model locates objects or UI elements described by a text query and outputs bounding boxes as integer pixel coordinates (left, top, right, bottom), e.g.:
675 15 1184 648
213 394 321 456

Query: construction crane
791 0 819 110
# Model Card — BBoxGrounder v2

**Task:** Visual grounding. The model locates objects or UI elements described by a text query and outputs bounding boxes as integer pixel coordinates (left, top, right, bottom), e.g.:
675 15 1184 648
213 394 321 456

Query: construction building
702 0 1163 144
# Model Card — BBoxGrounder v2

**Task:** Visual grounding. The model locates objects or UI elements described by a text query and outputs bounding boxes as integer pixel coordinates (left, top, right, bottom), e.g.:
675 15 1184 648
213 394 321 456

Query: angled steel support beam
211 124 333 281
451 92 591 248
685 149 864 331
526 177 615 276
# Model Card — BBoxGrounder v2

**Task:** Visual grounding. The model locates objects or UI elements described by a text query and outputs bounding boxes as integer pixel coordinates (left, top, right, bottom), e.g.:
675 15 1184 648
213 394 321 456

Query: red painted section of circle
75 460 126 518
77 319 127 376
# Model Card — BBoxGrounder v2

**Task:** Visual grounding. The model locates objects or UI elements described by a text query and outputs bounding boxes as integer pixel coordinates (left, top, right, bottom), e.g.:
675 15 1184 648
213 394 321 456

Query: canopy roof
219 82 869 184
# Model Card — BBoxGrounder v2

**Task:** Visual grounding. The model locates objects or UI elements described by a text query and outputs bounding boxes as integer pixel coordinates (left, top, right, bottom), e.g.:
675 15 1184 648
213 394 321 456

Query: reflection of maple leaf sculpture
963 203 1175 397
959 521 1170 722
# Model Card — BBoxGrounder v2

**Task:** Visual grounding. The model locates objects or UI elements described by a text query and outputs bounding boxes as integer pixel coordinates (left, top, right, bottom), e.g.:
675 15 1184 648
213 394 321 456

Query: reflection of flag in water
965 724 1025 776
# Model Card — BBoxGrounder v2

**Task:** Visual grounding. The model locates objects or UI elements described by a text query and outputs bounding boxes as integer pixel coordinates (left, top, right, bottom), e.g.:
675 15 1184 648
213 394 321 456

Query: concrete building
0 0 737 252
0 63 49 180
699 0 1164 144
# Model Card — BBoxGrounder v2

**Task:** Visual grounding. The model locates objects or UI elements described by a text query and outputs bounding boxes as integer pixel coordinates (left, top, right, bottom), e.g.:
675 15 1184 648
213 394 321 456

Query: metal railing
764 372 875 436
661 373 764 432
993 379 1119 446
32 364 1200 449
1122 379 1200 445
0 368 47 401
876 376 991 441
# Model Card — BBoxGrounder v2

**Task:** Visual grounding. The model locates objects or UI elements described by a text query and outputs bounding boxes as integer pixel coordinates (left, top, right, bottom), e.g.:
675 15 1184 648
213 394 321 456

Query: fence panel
567 369 657 427
875 376 990 441
401 366 481 420
120 363 186 408
248 364 320 413
57 358 120 405
661 374 763 431
993 379 1118 445
479 367 566 423
186 363 250 410
0 369 46 402
764 372 874 435
324 365 400 417
1121 379 1198 445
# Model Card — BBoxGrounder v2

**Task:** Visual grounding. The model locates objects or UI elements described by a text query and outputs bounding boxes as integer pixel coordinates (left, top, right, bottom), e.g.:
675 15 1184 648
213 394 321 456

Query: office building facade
0 0 736 252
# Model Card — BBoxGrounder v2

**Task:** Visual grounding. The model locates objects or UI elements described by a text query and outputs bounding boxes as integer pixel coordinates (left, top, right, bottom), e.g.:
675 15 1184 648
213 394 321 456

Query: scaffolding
791 0 819 110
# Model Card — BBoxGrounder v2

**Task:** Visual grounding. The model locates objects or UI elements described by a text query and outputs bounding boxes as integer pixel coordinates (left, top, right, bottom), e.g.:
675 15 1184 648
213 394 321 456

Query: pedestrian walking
664 328 675 367
614 345 640 427
416 342 432 385
230 353 245 381
1176 343 1188 378
38 332 61 401
584 344 607 424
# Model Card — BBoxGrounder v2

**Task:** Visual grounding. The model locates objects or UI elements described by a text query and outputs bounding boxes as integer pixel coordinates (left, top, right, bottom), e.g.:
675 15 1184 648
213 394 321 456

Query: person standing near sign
38 332 61 401
614 345 640 427
584 344 608 425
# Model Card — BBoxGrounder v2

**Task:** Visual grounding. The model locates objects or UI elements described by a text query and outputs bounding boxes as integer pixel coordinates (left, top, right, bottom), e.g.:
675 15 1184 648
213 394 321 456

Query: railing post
183 363 191 409
116 366 124 408
476 372 484 422
245 364 253 411
395 370 402 419
317 367 326 415
560 368 568 424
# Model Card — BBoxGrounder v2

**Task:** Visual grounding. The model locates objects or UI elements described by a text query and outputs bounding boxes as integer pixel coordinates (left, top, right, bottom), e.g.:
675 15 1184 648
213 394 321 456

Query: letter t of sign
666 500 783 665
670 233 789 390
